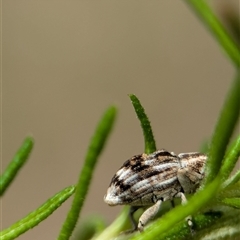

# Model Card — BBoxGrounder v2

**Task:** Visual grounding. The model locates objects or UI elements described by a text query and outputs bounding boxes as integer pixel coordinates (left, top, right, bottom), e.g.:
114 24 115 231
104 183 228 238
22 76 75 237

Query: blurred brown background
2 0 239 239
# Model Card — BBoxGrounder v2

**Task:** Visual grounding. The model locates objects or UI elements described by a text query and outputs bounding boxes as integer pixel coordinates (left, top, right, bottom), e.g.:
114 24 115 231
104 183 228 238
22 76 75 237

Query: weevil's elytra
104 149 207 231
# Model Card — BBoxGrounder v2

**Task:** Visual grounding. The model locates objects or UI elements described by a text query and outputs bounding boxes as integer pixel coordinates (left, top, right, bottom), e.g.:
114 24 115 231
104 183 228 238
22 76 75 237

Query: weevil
104 149 207 231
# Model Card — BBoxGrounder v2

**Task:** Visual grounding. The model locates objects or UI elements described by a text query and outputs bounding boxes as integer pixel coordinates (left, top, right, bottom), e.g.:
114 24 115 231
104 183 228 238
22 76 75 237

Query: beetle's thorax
179 152 206 175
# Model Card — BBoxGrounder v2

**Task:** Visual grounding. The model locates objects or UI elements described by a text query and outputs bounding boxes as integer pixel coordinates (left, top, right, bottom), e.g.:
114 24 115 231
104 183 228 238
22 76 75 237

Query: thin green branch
204 75 240 186
0 185 75 240
129 94 156 154
184 0 240 68
0 137 34 196
92 206 130 240
57 106 117 240
157 211 222 240
192 207 240 240
75 216 106 240
216 181 240 206
219 136 240 182
220 198 240 209
222 170 240 188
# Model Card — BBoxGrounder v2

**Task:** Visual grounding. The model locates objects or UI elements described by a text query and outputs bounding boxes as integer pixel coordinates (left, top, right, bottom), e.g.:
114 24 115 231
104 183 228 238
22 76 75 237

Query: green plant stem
129 94 156 154
0 185 75 240
204 75 240 186
222 170 240 188
193 207 240 240
220 197 240 209
219 136 240 182
92 206 130 240
184 0 240 68
0 137 34 196
57 106 117 240
75 216 106 240
157 211 222 240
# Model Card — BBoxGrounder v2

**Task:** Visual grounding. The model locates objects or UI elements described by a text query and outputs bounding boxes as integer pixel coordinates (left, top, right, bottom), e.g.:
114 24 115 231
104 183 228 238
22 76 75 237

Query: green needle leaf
220 197 240 209
222 170 240 188
0 185 75 240
184 0 240 68
58 106 117 240
0 137 34 196
129 94 156 154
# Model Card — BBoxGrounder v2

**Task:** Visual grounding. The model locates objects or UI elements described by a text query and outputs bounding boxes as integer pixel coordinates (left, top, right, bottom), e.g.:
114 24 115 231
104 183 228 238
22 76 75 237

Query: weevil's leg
129 206 139 230
138 199 162 232
175 192 193 228
177 167 199 233
171 199 175 208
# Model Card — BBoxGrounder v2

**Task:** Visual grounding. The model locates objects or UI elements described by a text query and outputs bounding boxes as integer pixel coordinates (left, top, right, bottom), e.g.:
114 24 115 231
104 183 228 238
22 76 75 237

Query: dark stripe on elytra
140 165 177 179
154 151 174 158
122 157 150 172
117 180 132 192
114 173 143 187
122 154 143 168
143 170 160 179
153 154 179 164
110 174 120 186
131 162 150 172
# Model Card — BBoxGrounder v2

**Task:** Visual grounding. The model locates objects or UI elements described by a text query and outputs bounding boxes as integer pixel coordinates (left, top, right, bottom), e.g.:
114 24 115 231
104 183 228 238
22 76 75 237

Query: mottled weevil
104 149 207 231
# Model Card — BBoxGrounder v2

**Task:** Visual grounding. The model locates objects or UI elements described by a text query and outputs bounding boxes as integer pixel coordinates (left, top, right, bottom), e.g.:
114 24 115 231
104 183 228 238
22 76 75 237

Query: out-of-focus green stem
58 106 117 240
204 76 240 185
219 136 240 182
93 206 130 240
0 185 75 240
185 0 240 68
0 137 34 196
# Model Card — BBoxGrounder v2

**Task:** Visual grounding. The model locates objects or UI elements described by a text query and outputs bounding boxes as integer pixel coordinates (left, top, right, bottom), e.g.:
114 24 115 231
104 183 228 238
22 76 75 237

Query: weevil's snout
104 185 121 206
